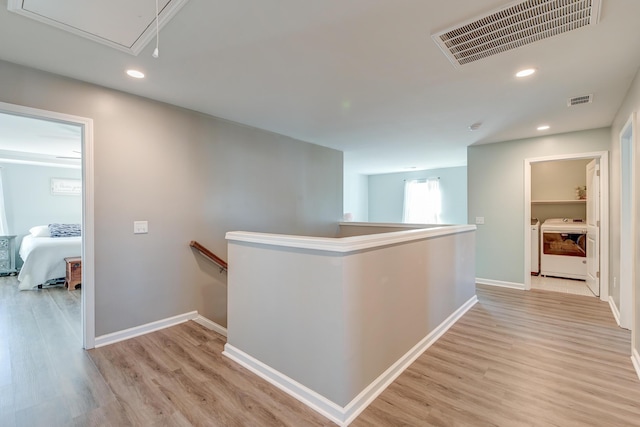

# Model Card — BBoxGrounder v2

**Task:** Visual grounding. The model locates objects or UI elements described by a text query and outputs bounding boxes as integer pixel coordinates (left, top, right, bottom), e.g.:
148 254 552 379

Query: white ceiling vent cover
7 0 190 55
432 0 602 67
567 94 593 106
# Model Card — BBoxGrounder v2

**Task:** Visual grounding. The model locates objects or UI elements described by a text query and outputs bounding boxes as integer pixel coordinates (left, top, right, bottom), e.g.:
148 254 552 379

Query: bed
18 225 82 290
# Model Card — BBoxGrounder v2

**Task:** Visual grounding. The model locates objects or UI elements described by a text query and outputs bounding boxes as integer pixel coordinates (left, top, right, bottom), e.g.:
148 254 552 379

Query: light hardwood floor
2 277 640 426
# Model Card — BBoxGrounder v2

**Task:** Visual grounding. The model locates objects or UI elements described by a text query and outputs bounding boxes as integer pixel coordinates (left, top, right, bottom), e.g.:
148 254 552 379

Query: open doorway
529 158 595 296
619 113 636 330
523 151 609 303
0 103 95 349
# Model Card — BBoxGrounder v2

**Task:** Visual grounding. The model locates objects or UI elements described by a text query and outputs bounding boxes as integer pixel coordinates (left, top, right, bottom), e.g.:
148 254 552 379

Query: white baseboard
224 344 346 425
609 296 621 326
94 311 198 348
340 294 478 425
194 315 227 337
632 348 640 382
476 277 525 290
224 295 478 426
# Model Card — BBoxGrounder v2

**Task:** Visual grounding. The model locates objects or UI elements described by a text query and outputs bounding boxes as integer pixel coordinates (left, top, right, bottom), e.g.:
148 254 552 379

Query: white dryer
540 218 587 280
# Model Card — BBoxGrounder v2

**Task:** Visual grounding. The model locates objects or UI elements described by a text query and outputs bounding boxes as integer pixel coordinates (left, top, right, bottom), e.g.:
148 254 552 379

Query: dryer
540 218 587 280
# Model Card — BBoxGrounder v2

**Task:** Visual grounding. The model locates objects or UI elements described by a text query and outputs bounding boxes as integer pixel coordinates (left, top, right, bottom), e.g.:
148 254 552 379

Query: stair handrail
189 240 228 272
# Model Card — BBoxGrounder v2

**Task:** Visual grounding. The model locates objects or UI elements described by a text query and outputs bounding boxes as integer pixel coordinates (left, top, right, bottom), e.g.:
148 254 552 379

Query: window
403 178 441 224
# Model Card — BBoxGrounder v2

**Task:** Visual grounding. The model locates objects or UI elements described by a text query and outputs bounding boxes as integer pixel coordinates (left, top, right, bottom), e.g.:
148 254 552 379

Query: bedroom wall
0 59 343 336
467 127 610 285
368 166 467 225
0 163 82 268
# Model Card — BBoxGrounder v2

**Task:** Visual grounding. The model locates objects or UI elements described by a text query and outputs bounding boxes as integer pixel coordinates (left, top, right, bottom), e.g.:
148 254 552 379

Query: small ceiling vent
432 0 602 67
567 94 593 106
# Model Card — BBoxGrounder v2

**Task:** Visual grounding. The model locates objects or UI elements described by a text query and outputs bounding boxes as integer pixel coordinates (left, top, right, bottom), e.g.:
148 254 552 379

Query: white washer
531 219 539 275
540 218 587 280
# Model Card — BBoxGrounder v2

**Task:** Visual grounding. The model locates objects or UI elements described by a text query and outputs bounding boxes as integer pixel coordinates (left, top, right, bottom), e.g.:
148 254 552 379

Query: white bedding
18 234 81 290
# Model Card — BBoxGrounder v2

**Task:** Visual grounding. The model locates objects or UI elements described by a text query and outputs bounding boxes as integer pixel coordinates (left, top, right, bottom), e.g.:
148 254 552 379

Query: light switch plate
134 221 148 234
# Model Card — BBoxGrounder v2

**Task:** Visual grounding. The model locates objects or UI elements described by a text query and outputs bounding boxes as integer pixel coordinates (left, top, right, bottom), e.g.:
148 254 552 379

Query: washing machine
540 218 587 280
531 218 539 275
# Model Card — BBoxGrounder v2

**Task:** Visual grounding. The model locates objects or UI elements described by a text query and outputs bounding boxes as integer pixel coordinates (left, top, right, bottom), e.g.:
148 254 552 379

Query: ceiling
1 0 639 175
0 112 81 168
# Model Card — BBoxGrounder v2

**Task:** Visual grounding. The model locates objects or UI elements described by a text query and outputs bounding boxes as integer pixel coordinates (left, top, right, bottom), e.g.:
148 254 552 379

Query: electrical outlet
134 221 148 234
475 217 485 225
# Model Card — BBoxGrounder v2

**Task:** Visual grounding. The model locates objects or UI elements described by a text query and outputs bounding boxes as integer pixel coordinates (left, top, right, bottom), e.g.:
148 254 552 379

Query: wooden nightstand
64 257 82 291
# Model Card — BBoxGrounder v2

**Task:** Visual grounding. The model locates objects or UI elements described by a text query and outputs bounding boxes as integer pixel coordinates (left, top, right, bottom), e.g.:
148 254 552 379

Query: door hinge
597 220 600 227
596 271 600 278
596 170 600 176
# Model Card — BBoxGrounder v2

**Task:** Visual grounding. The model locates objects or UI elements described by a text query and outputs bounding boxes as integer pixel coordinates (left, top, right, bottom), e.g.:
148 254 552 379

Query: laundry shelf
531 199 586 204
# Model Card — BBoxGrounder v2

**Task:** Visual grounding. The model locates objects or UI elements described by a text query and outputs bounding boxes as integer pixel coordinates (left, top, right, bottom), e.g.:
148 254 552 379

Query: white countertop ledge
226 224 476 253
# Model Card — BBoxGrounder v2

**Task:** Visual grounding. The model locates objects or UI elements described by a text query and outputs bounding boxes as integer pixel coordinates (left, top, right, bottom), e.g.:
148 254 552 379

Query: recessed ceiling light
516 68 536 78
126 69 145 79
537 125 550 131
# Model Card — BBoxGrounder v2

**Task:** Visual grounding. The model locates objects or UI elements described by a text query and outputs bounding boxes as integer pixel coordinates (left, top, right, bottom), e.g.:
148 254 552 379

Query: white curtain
403 178 441 224
0 168 7 235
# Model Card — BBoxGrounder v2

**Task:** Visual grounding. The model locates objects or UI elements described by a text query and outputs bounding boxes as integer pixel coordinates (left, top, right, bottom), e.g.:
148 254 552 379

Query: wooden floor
2 278 640 426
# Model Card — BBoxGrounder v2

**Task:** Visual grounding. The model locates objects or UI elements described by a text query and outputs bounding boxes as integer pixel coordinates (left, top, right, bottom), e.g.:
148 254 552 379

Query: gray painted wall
227 229 476 408
0 163 82 268
467 128 610 284
0 59 343 335
368 166 467 225
609 66 640 351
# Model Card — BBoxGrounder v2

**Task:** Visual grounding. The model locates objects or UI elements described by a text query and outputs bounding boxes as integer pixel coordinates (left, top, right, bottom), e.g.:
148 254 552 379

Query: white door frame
0 101 95 349
620 113 636 330
523 151 609 303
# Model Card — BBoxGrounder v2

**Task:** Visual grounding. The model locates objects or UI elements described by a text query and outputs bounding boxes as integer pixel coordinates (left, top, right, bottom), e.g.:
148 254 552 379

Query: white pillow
29 225 51 237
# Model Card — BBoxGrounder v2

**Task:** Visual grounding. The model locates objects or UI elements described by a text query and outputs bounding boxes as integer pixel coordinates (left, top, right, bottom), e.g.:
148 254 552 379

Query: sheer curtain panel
403 178 441 224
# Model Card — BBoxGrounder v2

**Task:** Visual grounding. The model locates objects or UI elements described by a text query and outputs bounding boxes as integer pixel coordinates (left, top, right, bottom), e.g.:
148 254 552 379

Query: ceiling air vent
567 94 593 106
432 0 602 67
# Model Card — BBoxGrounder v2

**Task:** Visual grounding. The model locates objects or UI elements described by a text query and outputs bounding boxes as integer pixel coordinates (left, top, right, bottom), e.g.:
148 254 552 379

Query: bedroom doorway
0 101 95 348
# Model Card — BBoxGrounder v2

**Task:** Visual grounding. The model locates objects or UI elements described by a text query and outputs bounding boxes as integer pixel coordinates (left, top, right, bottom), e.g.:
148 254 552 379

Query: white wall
368 166 467 224
1 163 81 267
531 159 590 224
343 167 369 222
0 59 343 335
467 128 610 284
531 159 591 201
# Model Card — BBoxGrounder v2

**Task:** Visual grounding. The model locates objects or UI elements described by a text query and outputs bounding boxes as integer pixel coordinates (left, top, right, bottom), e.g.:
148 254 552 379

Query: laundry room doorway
523 151 609 302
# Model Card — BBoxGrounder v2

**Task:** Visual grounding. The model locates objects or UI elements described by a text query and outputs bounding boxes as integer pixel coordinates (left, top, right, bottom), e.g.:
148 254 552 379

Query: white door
586 159 600 296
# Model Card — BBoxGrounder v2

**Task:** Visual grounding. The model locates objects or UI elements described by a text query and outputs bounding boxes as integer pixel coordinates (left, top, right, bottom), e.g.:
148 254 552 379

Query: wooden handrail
189 241 228 272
